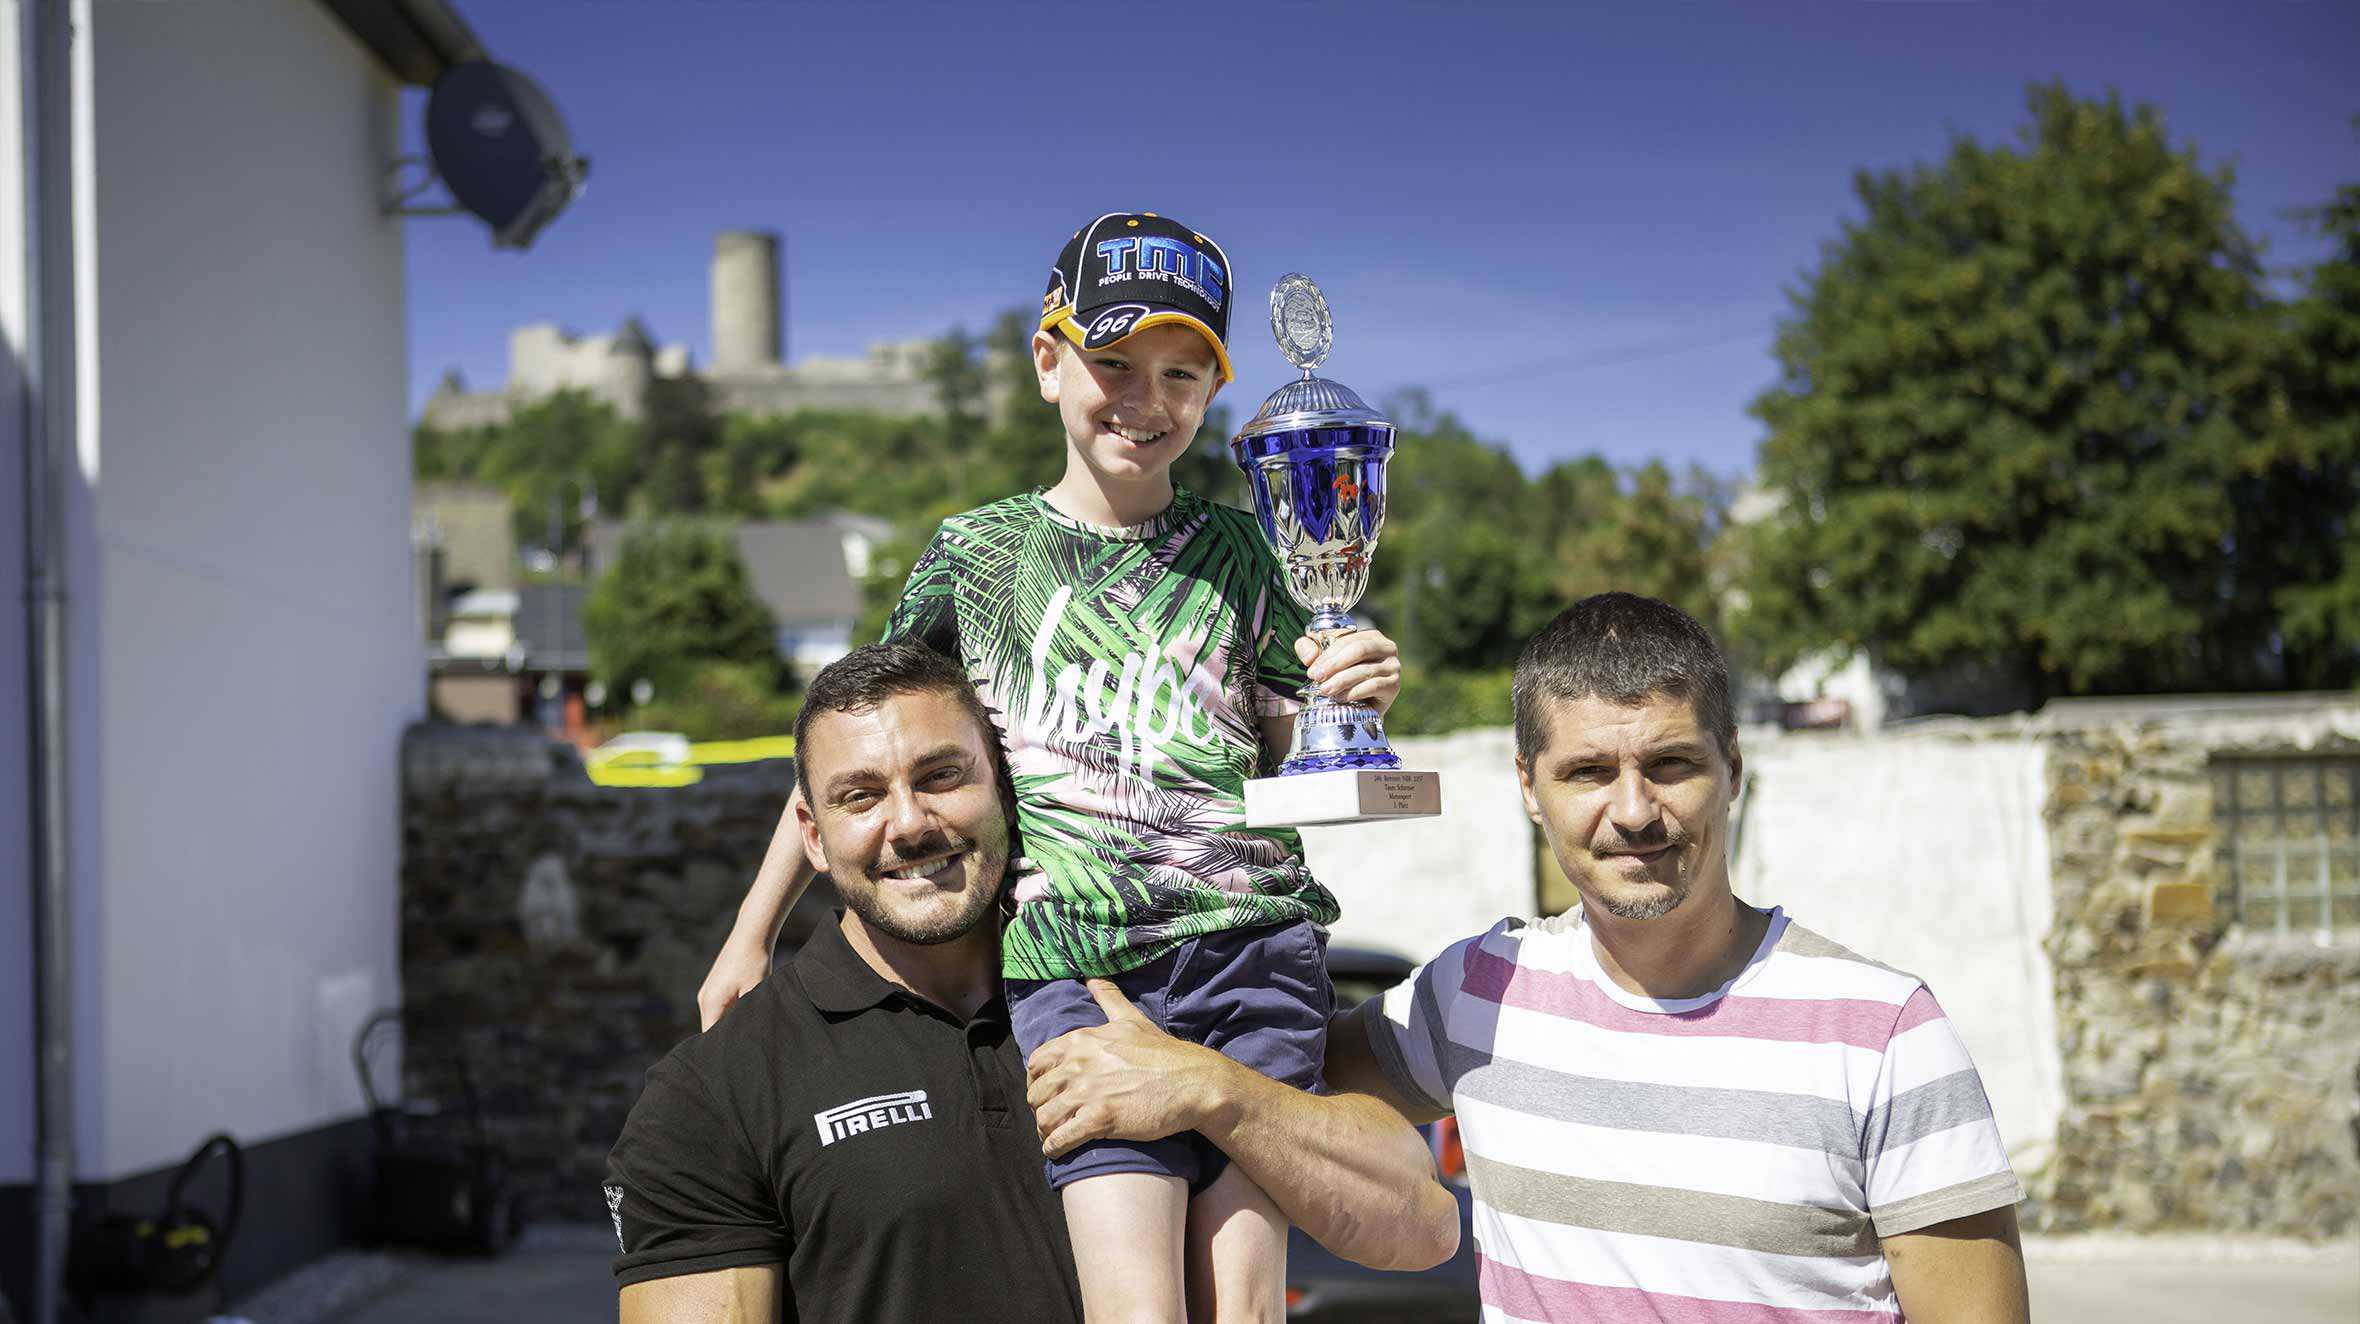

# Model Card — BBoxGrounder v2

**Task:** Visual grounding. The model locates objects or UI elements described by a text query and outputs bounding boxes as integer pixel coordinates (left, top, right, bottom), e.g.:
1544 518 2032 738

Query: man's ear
1032 329 1063 403
794 785 830 873
1515 753 1544 827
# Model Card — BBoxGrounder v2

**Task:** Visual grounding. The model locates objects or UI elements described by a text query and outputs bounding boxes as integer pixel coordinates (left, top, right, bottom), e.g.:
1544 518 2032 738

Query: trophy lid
1234 273 1391 440
1234 374 1389 440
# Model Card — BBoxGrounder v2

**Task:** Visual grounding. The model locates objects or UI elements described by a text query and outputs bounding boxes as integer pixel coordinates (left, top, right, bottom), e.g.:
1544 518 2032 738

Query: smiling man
1316 593 2033 1324
605 640 1455 1323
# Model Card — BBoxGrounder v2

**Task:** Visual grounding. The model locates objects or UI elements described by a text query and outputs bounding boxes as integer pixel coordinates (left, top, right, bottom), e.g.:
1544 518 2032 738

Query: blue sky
405 0 2358 477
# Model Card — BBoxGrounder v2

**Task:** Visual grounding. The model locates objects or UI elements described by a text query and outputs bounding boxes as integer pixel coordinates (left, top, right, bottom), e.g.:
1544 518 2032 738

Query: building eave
316 0 485 87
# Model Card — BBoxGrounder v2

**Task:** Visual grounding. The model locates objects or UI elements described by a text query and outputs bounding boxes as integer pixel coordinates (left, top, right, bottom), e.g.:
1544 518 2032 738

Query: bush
1383 666 1515 737
630 662 801 742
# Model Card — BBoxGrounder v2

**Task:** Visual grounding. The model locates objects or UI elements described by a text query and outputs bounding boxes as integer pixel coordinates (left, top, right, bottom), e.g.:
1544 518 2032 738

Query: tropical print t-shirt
884 488 1341 981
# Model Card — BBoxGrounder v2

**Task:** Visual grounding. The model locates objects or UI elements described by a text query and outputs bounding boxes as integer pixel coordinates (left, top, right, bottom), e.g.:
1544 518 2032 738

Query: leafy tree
582 521 785 704
925 324 988 458
2273 158 2360 682
630 661 801 741
1739 83 2323 698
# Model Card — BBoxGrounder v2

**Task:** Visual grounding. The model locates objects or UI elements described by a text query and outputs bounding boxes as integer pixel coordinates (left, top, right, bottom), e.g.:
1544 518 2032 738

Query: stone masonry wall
2037 716 2360 1237
399 724 831 1222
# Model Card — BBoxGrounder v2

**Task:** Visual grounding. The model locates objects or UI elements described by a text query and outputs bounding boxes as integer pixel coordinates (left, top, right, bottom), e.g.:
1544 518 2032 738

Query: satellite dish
394 60 588 250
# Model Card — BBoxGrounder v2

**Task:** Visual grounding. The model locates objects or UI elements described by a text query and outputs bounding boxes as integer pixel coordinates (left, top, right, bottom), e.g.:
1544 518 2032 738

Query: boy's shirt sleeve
1861 986 2024 1237
1247 536 1314 717
878 522 959 654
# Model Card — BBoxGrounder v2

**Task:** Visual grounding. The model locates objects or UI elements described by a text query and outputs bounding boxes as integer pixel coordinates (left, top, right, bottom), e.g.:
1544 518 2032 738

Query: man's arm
1026 979 1459 1272
1883 1205 2030 1324
697 791 817 1029
620 1265 780 1324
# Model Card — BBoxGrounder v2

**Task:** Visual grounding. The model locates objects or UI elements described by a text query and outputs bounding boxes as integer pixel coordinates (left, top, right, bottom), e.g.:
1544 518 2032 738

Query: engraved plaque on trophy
1232 275 1442 828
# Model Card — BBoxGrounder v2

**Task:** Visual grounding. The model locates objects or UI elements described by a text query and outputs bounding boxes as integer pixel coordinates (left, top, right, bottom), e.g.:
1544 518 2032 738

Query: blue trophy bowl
1231 415 1402 775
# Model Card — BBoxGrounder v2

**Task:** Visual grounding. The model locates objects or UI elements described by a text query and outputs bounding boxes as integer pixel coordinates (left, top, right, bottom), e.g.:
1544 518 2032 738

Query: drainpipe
19 2 79 1322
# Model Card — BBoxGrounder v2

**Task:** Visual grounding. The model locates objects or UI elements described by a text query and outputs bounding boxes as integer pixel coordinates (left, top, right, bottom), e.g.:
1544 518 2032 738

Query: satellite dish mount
386 60 588 250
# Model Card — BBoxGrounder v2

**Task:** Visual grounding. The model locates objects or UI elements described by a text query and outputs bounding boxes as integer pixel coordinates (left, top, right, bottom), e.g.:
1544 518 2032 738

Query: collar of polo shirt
796 915 911 1014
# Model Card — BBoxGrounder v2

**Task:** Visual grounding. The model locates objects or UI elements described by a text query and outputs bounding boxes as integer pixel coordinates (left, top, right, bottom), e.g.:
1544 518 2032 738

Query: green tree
583 521 785 704
925 324 988 458
2274 160 2360 681
1740 83 2319 697
630 661 801 741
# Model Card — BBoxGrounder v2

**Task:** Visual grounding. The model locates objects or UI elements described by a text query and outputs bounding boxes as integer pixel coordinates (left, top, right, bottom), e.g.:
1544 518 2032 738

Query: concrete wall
1306 727 1535 965
75 0 419 1180
0 0 32 1189
1732 731 2066 1168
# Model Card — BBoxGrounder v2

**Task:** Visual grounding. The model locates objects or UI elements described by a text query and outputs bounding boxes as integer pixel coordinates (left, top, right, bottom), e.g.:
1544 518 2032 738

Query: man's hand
1026 979 1238 1156
696 936 773 1031
1295 626 1403 714
1027 979 1460 1273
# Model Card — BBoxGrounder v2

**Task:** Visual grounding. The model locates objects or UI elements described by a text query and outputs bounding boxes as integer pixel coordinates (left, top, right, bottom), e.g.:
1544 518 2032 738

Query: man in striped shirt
1323 592 2030 1322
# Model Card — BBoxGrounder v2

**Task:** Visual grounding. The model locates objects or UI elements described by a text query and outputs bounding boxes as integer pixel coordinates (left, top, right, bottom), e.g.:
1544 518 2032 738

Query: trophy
1231 275 1442 828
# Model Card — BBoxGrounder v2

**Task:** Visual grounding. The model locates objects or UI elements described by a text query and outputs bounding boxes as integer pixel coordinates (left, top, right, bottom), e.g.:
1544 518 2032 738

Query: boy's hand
1294 626 1403 715
1027 980 1241 1157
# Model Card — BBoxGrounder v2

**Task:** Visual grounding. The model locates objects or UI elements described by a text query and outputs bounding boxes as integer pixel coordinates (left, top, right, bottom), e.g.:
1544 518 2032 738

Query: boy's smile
1035 322 1222 497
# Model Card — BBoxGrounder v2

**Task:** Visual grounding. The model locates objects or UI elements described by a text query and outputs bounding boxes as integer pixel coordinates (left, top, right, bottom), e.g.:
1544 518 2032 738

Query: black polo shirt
606 917 1082 1323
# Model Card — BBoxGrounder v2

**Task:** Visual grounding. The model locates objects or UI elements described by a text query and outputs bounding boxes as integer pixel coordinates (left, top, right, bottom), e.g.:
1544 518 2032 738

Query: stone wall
399 724 829 1222
2035 705 2360 1237
397 723 1541 1218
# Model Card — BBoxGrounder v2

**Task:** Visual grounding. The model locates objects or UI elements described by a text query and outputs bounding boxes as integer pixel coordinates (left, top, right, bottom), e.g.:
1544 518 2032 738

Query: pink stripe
1479 1255 1899 1323
1460 944 1904 1050
1890 986 1945 1035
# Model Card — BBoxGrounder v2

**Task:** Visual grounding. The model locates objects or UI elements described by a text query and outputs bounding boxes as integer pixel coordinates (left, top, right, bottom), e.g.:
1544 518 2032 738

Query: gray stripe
1863 1069 2000 1157
1470 1152 1881 1259
1452 1055 1864 1160
1777 922 1912 980
1872 1171 2023 1237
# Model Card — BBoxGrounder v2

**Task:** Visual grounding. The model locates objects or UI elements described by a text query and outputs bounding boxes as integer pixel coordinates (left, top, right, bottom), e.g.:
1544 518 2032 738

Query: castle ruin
422 229 941 428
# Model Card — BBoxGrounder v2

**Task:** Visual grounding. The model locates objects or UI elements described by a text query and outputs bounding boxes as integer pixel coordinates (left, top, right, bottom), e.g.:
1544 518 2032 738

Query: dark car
1285 945 1479 1322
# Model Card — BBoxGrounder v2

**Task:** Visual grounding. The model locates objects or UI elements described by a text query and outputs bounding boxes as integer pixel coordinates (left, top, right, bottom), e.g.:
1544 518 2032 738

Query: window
2211 756 2360 936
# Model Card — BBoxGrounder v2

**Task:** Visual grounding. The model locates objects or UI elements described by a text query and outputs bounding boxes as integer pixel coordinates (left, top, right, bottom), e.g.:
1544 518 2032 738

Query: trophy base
1243 768 1441 828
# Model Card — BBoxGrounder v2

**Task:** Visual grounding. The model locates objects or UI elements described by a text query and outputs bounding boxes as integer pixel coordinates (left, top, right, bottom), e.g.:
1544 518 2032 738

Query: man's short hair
793 640 1001 806
1512 593 1735 763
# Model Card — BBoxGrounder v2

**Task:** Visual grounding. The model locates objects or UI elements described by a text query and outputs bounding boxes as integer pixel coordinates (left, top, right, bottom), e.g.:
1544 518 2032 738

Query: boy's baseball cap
1040 212 1234 383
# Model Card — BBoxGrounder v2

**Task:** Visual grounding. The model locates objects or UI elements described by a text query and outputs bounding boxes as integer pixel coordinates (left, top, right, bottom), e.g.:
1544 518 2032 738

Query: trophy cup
1231 275 1442 828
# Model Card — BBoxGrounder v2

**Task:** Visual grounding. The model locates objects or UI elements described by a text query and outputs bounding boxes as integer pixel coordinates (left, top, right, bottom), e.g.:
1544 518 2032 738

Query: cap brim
1050 310 1233 385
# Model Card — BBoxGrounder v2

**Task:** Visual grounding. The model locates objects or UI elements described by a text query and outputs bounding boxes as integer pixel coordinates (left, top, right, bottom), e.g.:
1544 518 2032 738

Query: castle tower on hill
422 230 950 429
711 230 783 375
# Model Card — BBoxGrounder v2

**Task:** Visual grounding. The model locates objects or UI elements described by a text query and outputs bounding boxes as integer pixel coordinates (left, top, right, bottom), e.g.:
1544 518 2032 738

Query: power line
1415 328 1770 394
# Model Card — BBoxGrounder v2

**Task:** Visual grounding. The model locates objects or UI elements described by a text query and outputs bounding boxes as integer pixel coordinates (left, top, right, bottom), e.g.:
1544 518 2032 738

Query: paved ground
223 1226 2357 1323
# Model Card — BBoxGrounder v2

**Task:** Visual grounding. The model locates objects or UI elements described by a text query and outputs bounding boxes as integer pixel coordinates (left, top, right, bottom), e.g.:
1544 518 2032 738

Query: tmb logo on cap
1093 236 1226 310
815 1089 934 1146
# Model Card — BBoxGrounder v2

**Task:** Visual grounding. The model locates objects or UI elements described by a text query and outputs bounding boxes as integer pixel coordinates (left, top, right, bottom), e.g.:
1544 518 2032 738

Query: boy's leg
1184 1165 1288 1324
1009 954 1201 1323
1064 1171 1191 1324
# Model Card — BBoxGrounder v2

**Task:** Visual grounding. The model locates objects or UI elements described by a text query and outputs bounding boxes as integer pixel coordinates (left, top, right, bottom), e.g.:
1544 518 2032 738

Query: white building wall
1732 732 2066 1168
1304 727 1535 965
0 0 33 1187
77 0 418 1181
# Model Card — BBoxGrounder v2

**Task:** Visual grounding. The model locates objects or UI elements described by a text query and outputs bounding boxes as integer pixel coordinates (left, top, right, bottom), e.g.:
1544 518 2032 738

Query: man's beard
842 839 1005 946
1586 831 1694 921
1590 872 1692 921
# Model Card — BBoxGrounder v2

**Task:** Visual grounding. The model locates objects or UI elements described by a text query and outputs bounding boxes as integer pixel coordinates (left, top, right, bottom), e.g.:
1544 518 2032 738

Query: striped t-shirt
1353 906 2022 1323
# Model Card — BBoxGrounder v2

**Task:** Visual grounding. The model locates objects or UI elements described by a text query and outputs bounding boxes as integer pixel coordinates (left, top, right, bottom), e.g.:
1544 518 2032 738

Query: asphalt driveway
222 1226 2358 1324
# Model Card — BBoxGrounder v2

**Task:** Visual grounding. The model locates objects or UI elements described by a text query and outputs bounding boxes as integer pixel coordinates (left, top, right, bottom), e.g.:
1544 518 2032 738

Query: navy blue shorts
1007 918 1333 1195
